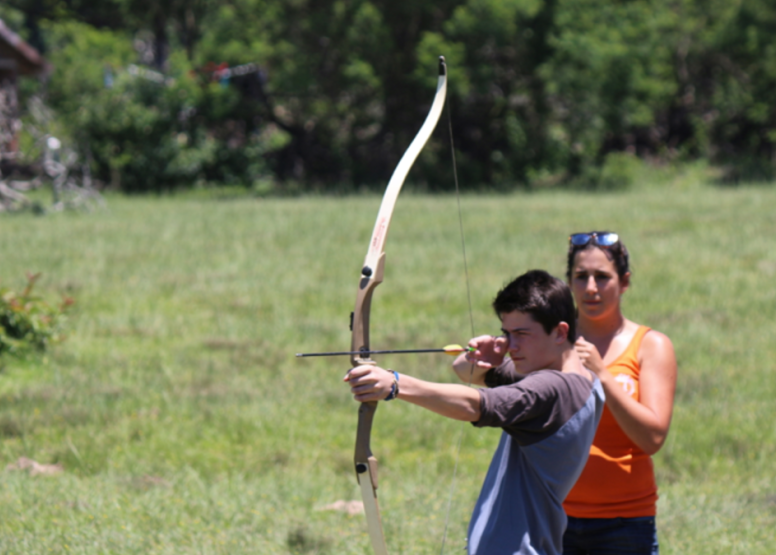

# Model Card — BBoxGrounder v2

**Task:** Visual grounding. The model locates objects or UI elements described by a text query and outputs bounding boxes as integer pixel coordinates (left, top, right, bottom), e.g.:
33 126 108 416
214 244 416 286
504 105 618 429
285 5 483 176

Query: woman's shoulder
635 325 676 363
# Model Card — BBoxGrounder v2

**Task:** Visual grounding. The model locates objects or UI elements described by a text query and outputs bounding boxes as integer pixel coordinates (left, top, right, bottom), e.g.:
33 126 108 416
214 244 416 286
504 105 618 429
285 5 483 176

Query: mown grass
0 177 774 553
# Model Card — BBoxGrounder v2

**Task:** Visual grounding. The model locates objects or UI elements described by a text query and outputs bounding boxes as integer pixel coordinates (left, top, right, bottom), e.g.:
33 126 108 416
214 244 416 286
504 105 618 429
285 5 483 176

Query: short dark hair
492 270 576 345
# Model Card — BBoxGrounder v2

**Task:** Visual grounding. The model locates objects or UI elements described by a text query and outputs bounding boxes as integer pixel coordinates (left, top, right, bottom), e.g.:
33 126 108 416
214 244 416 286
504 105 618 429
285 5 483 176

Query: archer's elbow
466 405 482 423
460 392 482 422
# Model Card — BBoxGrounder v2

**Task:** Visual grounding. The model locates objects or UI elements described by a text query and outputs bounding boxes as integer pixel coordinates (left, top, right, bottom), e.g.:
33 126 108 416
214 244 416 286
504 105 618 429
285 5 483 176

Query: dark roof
0 18 48 76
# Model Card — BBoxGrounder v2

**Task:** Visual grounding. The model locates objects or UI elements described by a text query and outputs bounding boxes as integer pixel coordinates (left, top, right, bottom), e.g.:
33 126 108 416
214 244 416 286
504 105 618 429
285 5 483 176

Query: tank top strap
619 325 651 362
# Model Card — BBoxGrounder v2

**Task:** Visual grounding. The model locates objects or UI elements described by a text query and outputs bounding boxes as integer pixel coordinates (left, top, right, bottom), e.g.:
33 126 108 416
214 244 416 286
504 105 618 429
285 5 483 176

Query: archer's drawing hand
465 335 508 369
344 364 395 402
575 336 607 377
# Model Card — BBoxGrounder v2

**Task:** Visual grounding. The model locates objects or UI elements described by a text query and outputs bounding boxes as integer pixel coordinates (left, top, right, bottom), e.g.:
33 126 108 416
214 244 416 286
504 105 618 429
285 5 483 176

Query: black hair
492 270 576 345
565 231 630 282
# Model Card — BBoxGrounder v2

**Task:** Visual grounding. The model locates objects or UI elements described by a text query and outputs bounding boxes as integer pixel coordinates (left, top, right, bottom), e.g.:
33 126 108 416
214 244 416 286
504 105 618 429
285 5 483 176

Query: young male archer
345 269 605 555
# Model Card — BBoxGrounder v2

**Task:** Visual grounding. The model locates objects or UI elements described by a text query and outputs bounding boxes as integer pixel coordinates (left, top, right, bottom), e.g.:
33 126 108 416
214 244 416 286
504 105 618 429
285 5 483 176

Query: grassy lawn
0 177 774 553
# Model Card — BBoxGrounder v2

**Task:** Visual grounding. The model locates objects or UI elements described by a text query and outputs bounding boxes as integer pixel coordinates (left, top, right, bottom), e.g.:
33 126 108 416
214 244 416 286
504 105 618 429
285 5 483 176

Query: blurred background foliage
2 0 776 193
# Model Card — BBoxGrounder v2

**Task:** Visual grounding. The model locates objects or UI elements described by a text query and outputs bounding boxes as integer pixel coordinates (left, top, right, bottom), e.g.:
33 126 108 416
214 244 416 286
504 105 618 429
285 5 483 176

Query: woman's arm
575 331 677 454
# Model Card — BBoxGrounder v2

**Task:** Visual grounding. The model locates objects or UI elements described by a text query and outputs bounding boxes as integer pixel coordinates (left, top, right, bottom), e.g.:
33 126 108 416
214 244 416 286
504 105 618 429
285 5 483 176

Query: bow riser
350 253 386 362
352 256 387 553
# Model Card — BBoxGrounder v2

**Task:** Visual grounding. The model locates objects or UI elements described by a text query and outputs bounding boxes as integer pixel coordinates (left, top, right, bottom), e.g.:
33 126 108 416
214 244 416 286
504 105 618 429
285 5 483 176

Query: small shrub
0 273 73 357
598 152 643 191
571 152 644 191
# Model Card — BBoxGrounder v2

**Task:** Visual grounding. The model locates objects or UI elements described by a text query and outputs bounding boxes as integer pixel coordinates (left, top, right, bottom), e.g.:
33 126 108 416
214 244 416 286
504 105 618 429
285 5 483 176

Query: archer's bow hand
344 364 397 403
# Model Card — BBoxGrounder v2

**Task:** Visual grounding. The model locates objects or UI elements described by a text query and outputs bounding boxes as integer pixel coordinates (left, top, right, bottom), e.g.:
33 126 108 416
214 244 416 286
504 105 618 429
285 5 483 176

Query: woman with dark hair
561 231 677 555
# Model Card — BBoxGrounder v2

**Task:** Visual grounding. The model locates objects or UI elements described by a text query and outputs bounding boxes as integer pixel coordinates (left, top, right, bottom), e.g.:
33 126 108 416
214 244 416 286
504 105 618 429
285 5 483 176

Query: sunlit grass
0 182 774 553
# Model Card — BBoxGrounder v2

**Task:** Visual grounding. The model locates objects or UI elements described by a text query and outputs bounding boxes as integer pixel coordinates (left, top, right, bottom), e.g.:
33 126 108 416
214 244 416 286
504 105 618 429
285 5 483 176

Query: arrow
296 344 473 358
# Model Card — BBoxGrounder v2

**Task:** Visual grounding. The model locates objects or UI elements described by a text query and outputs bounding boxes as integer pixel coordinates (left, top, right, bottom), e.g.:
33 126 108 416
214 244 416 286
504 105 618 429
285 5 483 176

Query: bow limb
350 57 448 555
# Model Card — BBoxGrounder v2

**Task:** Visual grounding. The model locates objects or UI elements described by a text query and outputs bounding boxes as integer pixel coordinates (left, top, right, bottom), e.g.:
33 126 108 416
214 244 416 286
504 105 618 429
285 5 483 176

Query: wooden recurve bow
349 56 448 555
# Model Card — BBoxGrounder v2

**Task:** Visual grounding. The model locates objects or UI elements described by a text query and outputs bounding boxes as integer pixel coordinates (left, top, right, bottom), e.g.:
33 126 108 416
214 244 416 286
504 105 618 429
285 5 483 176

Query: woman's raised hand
574 336 607 376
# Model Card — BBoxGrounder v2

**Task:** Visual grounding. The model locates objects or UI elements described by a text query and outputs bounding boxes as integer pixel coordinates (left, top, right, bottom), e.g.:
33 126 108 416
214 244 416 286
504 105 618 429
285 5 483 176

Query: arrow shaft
297 347 463 357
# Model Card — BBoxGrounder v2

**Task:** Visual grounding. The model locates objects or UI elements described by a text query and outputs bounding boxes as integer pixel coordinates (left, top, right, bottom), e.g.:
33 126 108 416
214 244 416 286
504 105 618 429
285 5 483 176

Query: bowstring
439 85 477 555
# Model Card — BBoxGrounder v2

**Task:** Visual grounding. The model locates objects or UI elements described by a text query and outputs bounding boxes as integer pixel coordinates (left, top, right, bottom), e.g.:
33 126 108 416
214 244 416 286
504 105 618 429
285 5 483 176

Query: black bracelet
383 371 400 401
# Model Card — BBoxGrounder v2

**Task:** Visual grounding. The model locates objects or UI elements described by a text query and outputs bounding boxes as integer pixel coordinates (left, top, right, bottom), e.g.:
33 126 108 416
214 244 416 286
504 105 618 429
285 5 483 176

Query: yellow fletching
442 344 470 355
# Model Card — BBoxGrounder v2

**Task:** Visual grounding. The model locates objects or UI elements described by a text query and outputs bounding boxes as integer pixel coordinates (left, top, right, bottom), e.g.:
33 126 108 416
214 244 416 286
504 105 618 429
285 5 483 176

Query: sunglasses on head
569 232 620 248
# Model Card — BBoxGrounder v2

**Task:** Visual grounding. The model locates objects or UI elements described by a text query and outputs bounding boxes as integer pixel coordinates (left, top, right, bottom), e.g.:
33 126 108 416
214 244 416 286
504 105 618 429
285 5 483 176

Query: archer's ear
555 322 570 344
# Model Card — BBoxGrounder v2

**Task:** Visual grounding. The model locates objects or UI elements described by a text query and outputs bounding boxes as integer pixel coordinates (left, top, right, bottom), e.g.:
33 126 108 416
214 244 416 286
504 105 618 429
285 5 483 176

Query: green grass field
0 176 775 553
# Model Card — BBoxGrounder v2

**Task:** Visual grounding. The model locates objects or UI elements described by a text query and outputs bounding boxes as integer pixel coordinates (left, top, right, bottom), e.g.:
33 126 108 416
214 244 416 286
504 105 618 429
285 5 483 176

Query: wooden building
0 18 48 161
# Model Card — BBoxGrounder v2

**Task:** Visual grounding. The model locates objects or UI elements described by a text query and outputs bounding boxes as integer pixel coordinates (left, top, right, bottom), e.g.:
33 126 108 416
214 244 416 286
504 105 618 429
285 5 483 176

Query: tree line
3 0 776 193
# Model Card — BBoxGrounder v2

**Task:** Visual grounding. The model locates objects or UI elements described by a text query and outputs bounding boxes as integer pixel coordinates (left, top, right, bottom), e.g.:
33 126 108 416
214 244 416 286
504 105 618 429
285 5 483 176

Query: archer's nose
507 336 520 353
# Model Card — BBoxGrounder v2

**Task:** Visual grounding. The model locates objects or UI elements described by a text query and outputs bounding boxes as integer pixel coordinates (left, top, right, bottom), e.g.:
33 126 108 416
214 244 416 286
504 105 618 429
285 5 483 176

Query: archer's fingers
344 372 377 389
352 387 385 403
350 380 378 397
467 334 497 350
343 364 377 382
349 375 391 402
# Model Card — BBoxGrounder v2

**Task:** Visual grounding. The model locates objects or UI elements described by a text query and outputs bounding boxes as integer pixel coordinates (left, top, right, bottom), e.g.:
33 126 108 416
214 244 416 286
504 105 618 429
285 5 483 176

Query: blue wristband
383 371 400 401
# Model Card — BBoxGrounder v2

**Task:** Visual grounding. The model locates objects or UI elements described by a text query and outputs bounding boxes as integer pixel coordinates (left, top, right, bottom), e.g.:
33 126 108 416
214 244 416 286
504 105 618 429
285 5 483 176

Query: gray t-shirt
467 368 605 555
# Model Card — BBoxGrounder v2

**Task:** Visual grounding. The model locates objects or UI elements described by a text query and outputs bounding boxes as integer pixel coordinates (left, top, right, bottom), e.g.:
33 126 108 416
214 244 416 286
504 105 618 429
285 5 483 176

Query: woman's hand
344 364 396 402
575 336 607 377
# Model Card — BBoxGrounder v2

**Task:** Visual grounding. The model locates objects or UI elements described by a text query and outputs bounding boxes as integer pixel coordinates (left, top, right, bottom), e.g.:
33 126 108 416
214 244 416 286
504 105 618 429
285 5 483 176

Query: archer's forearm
396 373 482 422
452 353 490 386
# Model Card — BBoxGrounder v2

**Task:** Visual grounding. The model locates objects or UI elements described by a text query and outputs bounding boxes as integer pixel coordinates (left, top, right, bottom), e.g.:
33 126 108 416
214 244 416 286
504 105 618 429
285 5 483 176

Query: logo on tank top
615 374 636 396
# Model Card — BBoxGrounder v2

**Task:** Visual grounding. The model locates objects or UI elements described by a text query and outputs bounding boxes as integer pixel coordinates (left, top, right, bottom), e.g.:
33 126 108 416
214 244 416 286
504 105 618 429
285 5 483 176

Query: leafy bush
0 273 73 357
41 21 278 192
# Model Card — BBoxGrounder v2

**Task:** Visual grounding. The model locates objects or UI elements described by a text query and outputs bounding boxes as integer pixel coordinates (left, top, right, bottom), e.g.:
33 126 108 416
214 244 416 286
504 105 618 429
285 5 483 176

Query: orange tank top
563 326 658 518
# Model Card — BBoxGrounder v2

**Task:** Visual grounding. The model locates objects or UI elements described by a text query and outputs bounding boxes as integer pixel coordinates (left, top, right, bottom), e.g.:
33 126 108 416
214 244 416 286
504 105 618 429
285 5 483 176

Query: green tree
193 0 468 188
